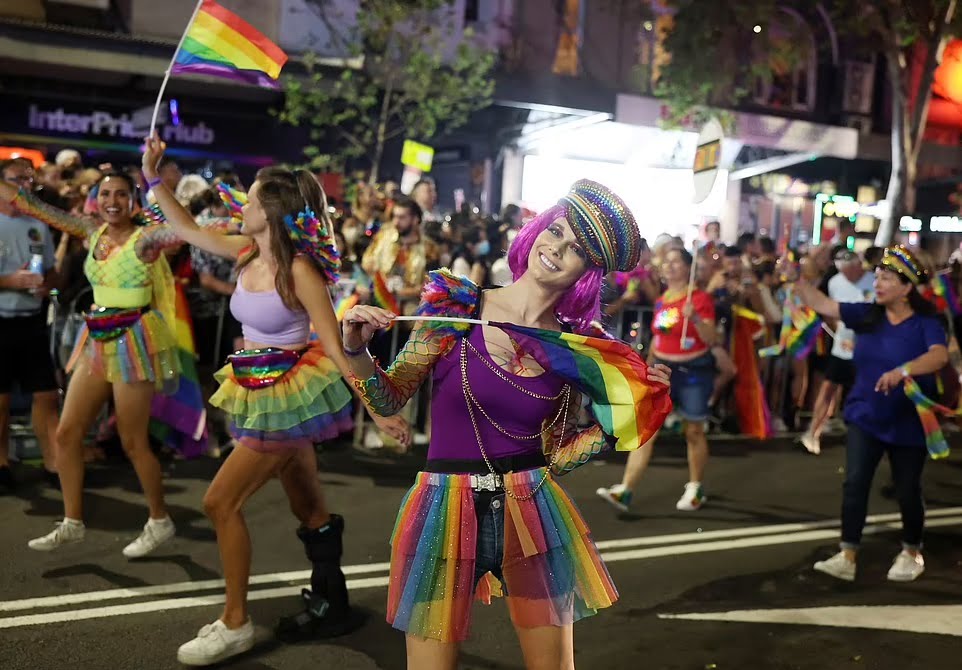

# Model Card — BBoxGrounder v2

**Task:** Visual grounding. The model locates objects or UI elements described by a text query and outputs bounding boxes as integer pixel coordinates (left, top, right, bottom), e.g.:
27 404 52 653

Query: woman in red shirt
598 246 716 511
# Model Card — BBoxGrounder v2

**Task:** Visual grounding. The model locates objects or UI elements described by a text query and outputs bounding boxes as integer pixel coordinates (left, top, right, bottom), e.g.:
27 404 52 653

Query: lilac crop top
427 326 565 462
230 272 310 346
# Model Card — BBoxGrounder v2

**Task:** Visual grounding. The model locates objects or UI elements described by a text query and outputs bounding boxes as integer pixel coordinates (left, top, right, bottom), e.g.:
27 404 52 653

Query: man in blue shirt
0 158 60 492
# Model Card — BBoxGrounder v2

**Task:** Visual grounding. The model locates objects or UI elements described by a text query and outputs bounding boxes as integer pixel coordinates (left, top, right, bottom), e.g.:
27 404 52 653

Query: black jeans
841 423 927 550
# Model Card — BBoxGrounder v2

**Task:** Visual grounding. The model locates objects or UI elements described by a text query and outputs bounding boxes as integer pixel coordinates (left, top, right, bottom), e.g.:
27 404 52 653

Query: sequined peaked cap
557 179 641 272
880 245 928 285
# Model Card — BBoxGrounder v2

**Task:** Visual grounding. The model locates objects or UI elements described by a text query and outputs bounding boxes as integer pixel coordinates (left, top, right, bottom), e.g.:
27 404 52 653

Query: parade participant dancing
0 172 183 557
141 136 408 666
597 246 716 512
794 246 947 582
342 179 671 669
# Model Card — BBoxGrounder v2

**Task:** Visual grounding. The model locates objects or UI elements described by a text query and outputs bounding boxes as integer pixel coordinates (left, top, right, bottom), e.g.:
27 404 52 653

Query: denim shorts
656 352 716 422
473 490 506 590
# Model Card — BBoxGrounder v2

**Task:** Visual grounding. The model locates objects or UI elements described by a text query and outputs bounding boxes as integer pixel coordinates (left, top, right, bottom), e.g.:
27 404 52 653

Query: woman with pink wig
341 180 671 669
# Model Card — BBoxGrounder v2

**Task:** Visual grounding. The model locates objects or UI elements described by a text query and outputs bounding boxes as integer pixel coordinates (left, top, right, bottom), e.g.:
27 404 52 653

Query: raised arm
292 258 411 445
0 181 96 239
142 134 250 260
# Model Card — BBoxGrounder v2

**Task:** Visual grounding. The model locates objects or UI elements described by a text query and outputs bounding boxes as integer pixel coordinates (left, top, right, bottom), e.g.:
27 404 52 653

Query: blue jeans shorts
655 352 716 422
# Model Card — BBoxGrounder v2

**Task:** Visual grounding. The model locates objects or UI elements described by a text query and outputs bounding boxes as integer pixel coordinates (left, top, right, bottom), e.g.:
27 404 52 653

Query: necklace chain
464 338 567 400
460 338 568 501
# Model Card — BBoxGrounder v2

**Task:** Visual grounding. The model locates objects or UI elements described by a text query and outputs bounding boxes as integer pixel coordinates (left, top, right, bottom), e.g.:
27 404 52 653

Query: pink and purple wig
507 204 604 333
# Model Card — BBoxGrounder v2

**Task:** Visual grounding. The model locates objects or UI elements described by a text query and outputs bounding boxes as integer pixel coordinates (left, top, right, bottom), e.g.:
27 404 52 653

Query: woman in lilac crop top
342 180 671 668
142 136 407 666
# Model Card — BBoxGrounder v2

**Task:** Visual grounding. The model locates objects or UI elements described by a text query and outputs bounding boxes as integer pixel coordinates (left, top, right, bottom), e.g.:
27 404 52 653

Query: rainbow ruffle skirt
388 468 618 642
68 309 178 388
210 344 353 452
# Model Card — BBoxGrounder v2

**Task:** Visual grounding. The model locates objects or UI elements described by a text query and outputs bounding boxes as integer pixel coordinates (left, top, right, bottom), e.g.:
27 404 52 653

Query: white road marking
1 512 960 630
659 605 962 637
0 562 390 613
0 576 391 630
601 515 962 563
594 507 962 550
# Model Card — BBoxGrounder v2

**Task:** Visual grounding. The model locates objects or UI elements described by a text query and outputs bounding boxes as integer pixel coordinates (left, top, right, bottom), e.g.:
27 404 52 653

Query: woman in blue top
794 245 948 583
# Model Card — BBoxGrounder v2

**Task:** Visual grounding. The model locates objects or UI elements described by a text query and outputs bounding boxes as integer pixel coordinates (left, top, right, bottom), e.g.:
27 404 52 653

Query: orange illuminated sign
693 139 720 174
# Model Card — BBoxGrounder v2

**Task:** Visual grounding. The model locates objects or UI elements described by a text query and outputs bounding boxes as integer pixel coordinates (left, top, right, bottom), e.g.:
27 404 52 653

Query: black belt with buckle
469 473 504 491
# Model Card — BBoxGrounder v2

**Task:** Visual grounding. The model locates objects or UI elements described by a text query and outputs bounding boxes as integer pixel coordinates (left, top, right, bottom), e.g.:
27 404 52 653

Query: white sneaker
595 484 632 513
177 619 254 666
122 517 175 558
28 520 85 551
800 432 821 455
675 482 706 511
814 551 856 582
887 550 925 582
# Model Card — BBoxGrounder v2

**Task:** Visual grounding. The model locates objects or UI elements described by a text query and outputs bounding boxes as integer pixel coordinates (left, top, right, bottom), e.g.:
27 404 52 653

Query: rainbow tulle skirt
387 468 618 642
210 344 353 452
68 308 178 389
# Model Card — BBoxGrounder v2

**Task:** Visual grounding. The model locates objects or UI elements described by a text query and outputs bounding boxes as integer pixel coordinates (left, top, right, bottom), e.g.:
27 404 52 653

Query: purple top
230 271 310 346
428 326 566 462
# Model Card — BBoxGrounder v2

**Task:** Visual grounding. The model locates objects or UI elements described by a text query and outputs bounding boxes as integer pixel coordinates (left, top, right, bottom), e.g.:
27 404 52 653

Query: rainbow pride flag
372 271 402 315
150 283 208 457
497 324 672 451
931 272 961 317
335 293 359 322
731 306 773 440
171 0 288 88
903 376 955 459
759 291 821 360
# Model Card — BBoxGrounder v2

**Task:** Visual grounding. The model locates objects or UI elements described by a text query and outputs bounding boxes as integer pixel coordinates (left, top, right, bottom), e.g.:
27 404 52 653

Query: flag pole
149 0 204 138
392 315 488 326
679 240 700 350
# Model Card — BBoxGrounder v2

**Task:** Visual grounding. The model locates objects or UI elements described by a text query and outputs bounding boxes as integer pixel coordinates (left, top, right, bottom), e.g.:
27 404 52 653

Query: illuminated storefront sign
899 215 962 233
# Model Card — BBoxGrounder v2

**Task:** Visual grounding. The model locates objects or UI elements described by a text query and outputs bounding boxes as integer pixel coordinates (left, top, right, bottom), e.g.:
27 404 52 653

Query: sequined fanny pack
84 307 147 342
228 347 306 389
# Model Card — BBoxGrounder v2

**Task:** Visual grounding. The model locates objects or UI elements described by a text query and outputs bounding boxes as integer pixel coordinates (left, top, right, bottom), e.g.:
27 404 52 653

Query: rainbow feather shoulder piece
413 269 480 347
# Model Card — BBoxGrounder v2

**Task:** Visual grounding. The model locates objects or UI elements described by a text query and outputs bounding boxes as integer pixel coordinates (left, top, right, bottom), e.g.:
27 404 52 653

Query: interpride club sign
27 105 215 145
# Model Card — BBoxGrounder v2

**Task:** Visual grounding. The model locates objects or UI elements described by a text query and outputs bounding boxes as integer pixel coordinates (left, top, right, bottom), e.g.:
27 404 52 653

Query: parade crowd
1 146 960 668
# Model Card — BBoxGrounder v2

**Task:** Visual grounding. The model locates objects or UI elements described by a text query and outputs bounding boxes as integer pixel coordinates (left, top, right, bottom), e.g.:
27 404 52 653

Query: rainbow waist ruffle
68 308 178 388
210 343 353 452
388 468 618 642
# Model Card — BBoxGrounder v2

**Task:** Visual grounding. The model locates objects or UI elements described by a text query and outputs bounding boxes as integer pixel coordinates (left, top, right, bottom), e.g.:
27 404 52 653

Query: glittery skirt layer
210 344 353 452
67 309 178 389
387 468 618 642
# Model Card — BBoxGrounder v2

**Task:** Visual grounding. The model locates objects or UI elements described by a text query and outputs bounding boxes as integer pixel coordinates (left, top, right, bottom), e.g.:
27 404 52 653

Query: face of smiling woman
525 216 589 291
96 176 134 226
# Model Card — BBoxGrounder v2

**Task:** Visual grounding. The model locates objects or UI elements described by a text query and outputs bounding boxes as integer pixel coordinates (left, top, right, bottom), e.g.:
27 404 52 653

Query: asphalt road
2 433 962 670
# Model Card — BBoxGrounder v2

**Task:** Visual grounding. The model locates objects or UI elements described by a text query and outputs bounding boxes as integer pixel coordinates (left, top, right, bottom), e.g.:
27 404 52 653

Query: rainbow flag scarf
171 0 288 89
149 283 208 457
931 272 961 317
497 324 672 451
372 271 402 316
903 376 955 460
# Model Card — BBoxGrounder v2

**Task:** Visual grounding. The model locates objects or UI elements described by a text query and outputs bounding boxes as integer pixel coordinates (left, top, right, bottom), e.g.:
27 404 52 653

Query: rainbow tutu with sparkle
210 343 353 452
68 307 178 388
388 468 618 642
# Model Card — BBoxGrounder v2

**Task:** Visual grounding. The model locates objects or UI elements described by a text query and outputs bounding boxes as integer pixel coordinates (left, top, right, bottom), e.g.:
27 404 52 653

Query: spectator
0 158 60 491
799 248 875 455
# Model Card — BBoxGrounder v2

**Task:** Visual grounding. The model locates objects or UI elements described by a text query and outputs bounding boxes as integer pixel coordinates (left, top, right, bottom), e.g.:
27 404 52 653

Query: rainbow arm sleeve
545 392 613 475
135 225 184 262
352 325 449 416
14 190 96 239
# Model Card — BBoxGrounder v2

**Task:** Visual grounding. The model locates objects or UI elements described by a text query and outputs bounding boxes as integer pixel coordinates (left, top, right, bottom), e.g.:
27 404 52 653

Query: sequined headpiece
557 179 641 272
284 206 341 284
880 245 927 285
